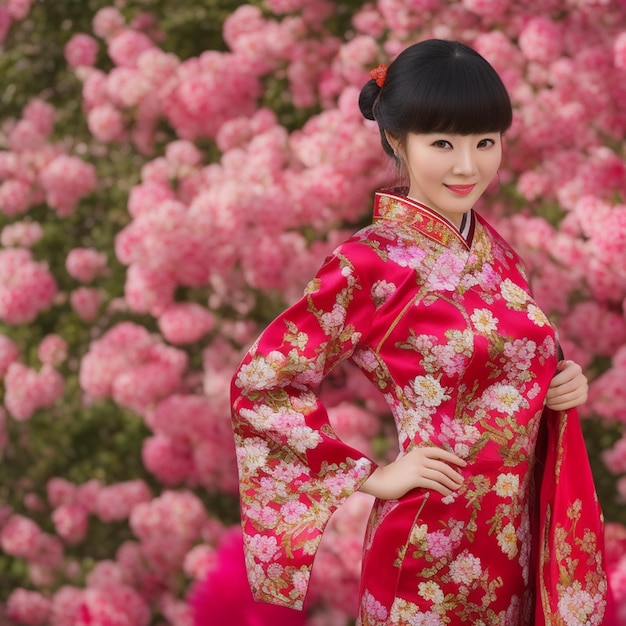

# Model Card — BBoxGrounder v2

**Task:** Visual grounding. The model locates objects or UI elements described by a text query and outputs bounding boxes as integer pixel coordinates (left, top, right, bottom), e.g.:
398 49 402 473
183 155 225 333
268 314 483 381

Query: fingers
547 361 588 410
405 447 466 494
419 477 456 498
418 446 467 467
420 466 463 492
550 360 583 387
546 391 587 411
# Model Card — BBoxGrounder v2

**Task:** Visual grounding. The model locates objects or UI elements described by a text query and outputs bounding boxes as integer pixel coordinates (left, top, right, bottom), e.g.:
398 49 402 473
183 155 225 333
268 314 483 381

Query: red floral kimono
231 190 608 625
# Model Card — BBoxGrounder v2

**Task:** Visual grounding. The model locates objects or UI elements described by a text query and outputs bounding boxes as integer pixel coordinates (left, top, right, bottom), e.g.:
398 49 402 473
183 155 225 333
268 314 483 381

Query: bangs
404 57 512 135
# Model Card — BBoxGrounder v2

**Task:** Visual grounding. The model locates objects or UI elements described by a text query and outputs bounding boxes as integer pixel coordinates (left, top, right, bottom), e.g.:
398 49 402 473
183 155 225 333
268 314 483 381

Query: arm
231 249 377 609
545 359 588 411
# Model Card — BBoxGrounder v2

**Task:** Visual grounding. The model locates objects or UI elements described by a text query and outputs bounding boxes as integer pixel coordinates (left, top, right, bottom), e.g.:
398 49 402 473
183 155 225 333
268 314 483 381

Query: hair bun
358 79 380 121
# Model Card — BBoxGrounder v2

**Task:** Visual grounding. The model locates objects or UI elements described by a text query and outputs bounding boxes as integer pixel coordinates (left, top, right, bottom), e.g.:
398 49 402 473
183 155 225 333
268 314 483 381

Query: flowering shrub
1 0 625 624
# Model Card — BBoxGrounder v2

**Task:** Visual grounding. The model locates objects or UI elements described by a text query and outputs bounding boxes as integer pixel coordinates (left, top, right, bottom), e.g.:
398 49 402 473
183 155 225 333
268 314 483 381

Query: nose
452 147 477 176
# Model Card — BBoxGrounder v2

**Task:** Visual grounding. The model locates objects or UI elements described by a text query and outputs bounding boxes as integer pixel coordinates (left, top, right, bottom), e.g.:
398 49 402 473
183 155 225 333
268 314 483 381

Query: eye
477 138 496 148
432 139 452 149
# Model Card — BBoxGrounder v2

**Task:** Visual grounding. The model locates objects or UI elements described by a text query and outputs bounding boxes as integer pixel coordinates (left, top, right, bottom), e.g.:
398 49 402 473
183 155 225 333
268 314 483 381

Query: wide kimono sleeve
534 406 615 625
230 246 378 610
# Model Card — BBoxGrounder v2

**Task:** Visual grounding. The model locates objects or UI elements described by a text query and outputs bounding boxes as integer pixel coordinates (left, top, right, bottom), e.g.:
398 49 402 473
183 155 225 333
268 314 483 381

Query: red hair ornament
370 63 388 88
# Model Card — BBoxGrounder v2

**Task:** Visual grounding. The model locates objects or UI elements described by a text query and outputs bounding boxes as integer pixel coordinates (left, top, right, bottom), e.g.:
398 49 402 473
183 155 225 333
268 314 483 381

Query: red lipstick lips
446 184 476 196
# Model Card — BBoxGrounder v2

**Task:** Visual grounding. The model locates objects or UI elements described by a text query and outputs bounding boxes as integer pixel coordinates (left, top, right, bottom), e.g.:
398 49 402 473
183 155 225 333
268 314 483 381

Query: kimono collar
373 189 474 249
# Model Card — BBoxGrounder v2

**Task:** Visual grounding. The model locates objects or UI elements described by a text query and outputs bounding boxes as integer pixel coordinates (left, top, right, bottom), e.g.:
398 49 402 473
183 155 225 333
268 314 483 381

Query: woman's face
395 132 503 228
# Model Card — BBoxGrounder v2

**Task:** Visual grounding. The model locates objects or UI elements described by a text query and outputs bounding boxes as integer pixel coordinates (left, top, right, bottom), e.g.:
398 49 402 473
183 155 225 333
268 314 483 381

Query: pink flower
602 435 626 475
127 180 175 217
518 17 563 64
159 594 195 626
129 490 207 575
559 301 626 357
81 68 108 109
0 514 42 558
39 154 98 216
0 179 32 216
95 479 151 523
66 247 108 283
4 362 64 421
142 434 194 485
462 0 510 18
50 586 84 626
6 588 51 625
327 402 379 454
79 584 151 626
38 334 68 366
0 7 11 45
79 322 153 393
183 544 217 580
0 248 57 324
7 0 32 21
352 6 385 38
92 7 125 40
87 103 126 143
76 479 103 514
51 504 89 545
165 140 203 167
122 264 176 316
22 99 55 135
614 31 626 71
110 343 188 414
157 302 216 345
588 358 626 424
65 33 99 68
47 477 78 508
1 219 44 247
70 287 102 322
107 29 155 68
106 67 151 108
79 322 187 413
7 119 46 151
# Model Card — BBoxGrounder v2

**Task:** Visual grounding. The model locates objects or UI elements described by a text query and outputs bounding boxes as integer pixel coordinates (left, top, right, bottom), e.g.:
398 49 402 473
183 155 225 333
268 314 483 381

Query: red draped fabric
231 190 608 624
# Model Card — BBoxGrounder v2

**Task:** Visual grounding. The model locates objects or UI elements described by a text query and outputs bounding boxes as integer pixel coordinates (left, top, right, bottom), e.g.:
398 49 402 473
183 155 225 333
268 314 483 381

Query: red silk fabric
231 190 608 624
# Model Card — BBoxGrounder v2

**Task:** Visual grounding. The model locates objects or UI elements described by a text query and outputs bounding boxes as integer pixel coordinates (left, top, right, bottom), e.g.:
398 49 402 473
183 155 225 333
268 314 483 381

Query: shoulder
474 213 529 275
476 213 517 253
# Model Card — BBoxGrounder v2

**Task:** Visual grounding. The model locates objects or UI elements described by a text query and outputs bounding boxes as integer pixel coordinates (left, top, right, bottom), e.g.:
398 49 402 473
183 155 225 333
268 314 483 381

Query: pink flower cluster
0 219 43 247
48 582 150 626
129 490 207 576
142 393 237 492
0 248 57 325
65 247 108 283
0 99 97 218
79 322 188 414
2 1 626 624
0 513 64 587
4 363 64 421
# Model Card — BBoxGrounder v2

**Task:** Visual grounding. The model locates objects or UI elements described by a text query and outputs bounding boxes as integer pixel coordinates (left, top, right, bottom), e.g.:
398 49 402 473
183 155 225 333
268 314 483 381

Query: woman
231 40 608 625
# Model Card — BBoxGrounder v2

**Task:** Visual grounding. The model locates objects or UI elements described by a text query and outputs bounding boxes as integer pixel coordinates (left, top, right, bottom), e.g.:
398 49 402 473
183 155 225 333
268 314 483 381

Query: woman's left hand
545 360 588 411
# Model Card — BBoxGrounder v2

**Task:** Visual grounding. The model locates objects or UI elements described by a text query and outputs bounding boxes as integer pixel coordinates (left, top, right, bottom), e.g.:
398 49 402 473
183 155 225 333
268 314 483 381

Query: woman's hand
360 447 466 500
545 359 588 411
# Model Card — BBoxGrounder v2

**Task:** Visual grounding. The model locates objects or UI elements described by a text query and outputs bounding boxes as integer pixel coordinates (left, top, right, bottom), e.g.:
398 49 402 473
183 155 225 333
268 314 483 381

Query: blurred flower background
0 0 626 624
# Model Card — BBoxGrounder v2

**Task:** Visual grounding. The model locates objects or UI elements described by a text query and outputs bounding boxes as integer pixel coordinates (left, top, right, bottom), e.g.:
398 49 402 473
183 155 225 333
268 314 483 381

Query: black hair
359 39 513 158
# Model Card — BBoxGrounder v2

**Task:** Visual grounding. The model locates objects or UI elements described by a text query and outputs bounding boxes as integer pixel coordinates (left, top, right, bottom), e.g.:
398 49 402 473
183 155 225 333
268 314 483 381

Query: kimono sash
534 407 611 625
